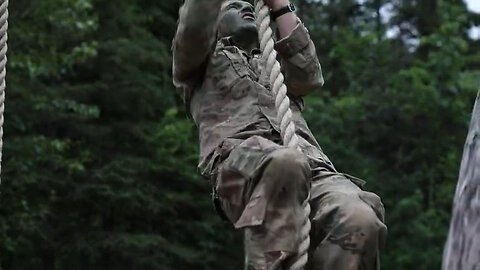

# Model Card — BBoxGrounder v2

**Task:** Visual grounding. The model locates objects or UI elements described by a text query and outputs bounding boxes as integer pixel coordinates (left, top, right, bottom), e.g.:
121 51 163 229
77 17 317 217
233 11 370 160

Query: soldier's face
218 0 258 39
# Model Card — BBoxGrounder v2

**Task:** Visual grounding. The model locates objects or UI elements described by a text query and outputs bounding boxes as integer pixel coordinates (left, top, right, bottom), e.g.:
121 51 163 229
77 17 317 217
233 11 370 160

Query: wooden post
442 91 480 270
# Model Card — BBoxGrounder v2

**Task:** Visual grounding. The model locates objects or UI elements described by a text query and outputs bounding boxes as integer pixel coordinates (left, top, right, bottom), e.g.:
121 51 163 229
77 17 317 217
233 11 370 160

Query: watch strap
270 3 296 20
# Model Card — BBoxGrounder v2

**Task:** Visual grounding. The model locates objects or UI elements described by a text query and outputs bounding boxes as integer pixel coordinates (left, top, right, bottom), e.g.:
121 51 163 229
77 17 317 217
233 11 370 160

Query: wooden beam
442 91 480 270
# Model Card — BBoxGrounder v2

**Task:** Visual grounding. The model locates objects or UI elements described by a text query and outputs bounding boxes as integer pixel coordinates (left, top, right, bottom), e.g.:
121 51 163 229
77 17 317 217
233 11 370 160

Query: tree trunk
442 91 480 270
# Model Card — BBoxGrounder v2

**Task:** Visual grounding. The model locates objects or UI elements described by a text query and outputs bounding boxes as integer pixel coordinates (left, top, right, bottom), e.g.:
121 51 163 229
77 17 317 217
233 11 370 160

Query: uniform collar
218 36 261 56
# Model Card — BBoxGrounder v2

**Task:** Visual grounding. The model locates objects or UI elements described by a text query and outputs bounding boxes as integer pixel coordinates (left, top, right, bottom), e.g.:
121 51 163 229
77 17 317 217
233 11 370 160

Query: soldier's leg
306 172 387 270
216 136 310 270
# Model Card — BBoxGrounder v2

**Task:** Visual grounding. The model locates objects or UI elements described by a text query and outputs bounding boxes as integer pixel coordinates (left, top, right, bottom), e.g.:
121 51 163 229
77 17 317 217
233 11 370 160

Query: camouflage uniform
172 0 387 269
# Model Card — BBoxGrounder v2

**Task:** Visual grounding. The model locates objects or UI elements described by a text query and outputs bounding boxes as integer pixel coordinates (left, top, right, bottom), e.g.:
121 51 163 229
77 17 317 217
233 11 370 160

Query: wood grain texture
442 91 480 270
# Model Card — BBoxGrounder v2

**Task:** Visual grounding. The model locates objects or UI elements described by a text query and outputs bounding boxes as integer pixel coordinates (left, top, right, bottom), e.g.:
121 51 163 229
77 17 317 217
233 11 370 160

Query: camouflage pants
215 136 387 270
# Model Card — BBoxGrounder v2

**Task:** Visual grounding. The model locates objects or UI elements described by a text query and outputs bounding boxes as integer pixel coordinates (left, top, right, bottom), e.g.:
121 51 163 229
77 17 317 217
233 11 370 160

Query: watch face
289 3 296 12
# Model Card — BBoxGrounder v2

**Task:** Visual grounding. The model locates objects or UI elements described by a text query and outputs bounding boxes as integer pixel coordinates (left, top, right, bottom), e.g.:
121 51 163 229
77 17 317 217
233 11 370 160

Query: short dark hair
221 0 254 12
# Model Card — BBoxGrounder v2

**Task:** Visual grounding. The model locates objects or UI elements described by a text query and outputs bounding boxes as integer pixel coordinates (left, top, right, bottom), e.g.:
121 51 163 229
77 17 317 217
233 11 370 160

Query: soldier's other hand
264 0 290 11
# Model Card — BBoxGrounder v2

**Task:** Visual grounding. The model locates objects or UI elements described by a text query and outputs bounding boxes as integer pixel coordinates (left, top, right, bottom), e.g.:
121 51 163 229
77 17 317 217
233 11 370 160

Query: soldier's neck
231 32 259 55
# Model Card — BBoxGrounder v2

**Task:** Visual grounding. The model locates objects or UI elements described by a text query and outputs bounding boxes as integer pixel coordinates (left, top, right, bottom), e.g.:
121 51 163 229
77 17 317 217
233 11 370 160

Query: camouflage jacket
172 0 336 177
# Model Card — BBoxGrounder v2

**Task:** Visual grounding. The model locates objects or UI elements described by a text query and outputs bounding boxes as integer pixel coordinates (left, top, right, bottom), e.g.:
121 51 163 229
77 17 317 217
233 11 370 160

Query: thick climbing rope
0 0 8 182
255 1 311 269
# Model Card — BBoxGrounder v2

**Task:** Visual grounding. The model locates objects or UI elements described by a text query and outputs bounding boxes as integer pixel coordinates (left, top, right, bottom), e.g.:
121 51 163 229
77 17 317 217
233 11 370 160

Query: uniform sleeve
274 20 324 97
172 0 223 88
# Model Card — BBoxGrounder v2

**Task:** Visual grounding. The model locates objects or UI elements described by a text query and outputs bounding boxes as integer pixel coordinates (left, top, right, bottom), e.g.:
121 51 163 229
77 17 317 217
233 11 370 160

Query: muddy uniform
172 0 387 269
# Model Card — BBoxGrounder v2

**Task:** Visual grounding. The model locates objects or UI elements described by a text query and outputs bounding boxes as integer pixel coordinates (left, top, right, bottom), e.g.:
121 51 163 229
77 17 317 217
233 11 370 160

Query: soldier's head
218 0 258 49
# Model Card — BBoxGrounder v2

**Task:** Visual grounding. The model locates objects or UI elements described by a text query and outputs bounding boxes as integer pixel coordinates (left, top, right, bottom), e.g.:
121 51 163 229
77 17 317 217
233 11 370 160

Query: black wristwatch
270 2 296 20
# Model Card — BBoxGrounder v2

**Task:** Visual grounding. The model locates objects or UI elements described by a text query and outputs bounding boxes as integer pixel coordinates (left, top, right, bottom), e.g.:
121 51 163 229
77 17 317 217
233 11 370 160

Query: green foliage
2 0 241 269
0 0 478 269
302 1 478 269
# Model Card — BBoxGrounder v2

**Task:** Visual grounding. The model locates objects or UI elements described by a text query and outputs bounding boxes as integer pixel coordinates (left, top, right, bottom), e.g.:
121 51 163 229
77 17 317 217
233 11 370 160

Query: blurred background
0 0 479 269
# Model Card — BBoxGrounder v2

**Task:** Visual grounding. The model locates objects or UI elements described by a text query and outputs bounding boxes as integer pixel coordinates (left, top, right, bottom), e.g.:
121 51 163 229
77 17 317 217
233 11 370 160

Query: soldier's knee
309 189 386 268
359 191 385 223
266 148 310 179
337 200 387 252
261 148 310 199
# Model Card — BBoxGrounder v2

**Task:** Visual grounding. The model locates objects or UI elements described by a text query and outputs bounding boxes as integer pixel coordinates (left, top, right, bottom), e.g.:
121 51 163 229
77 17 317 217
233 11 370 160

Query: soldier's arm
270 1 324 97
172 0 223 87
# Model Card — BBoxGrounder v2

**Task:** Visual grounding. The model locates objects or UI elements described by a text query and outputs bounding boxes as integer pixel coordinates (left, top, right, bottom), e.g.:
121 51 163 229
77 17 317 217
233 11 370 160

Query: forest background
0 0 479 269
